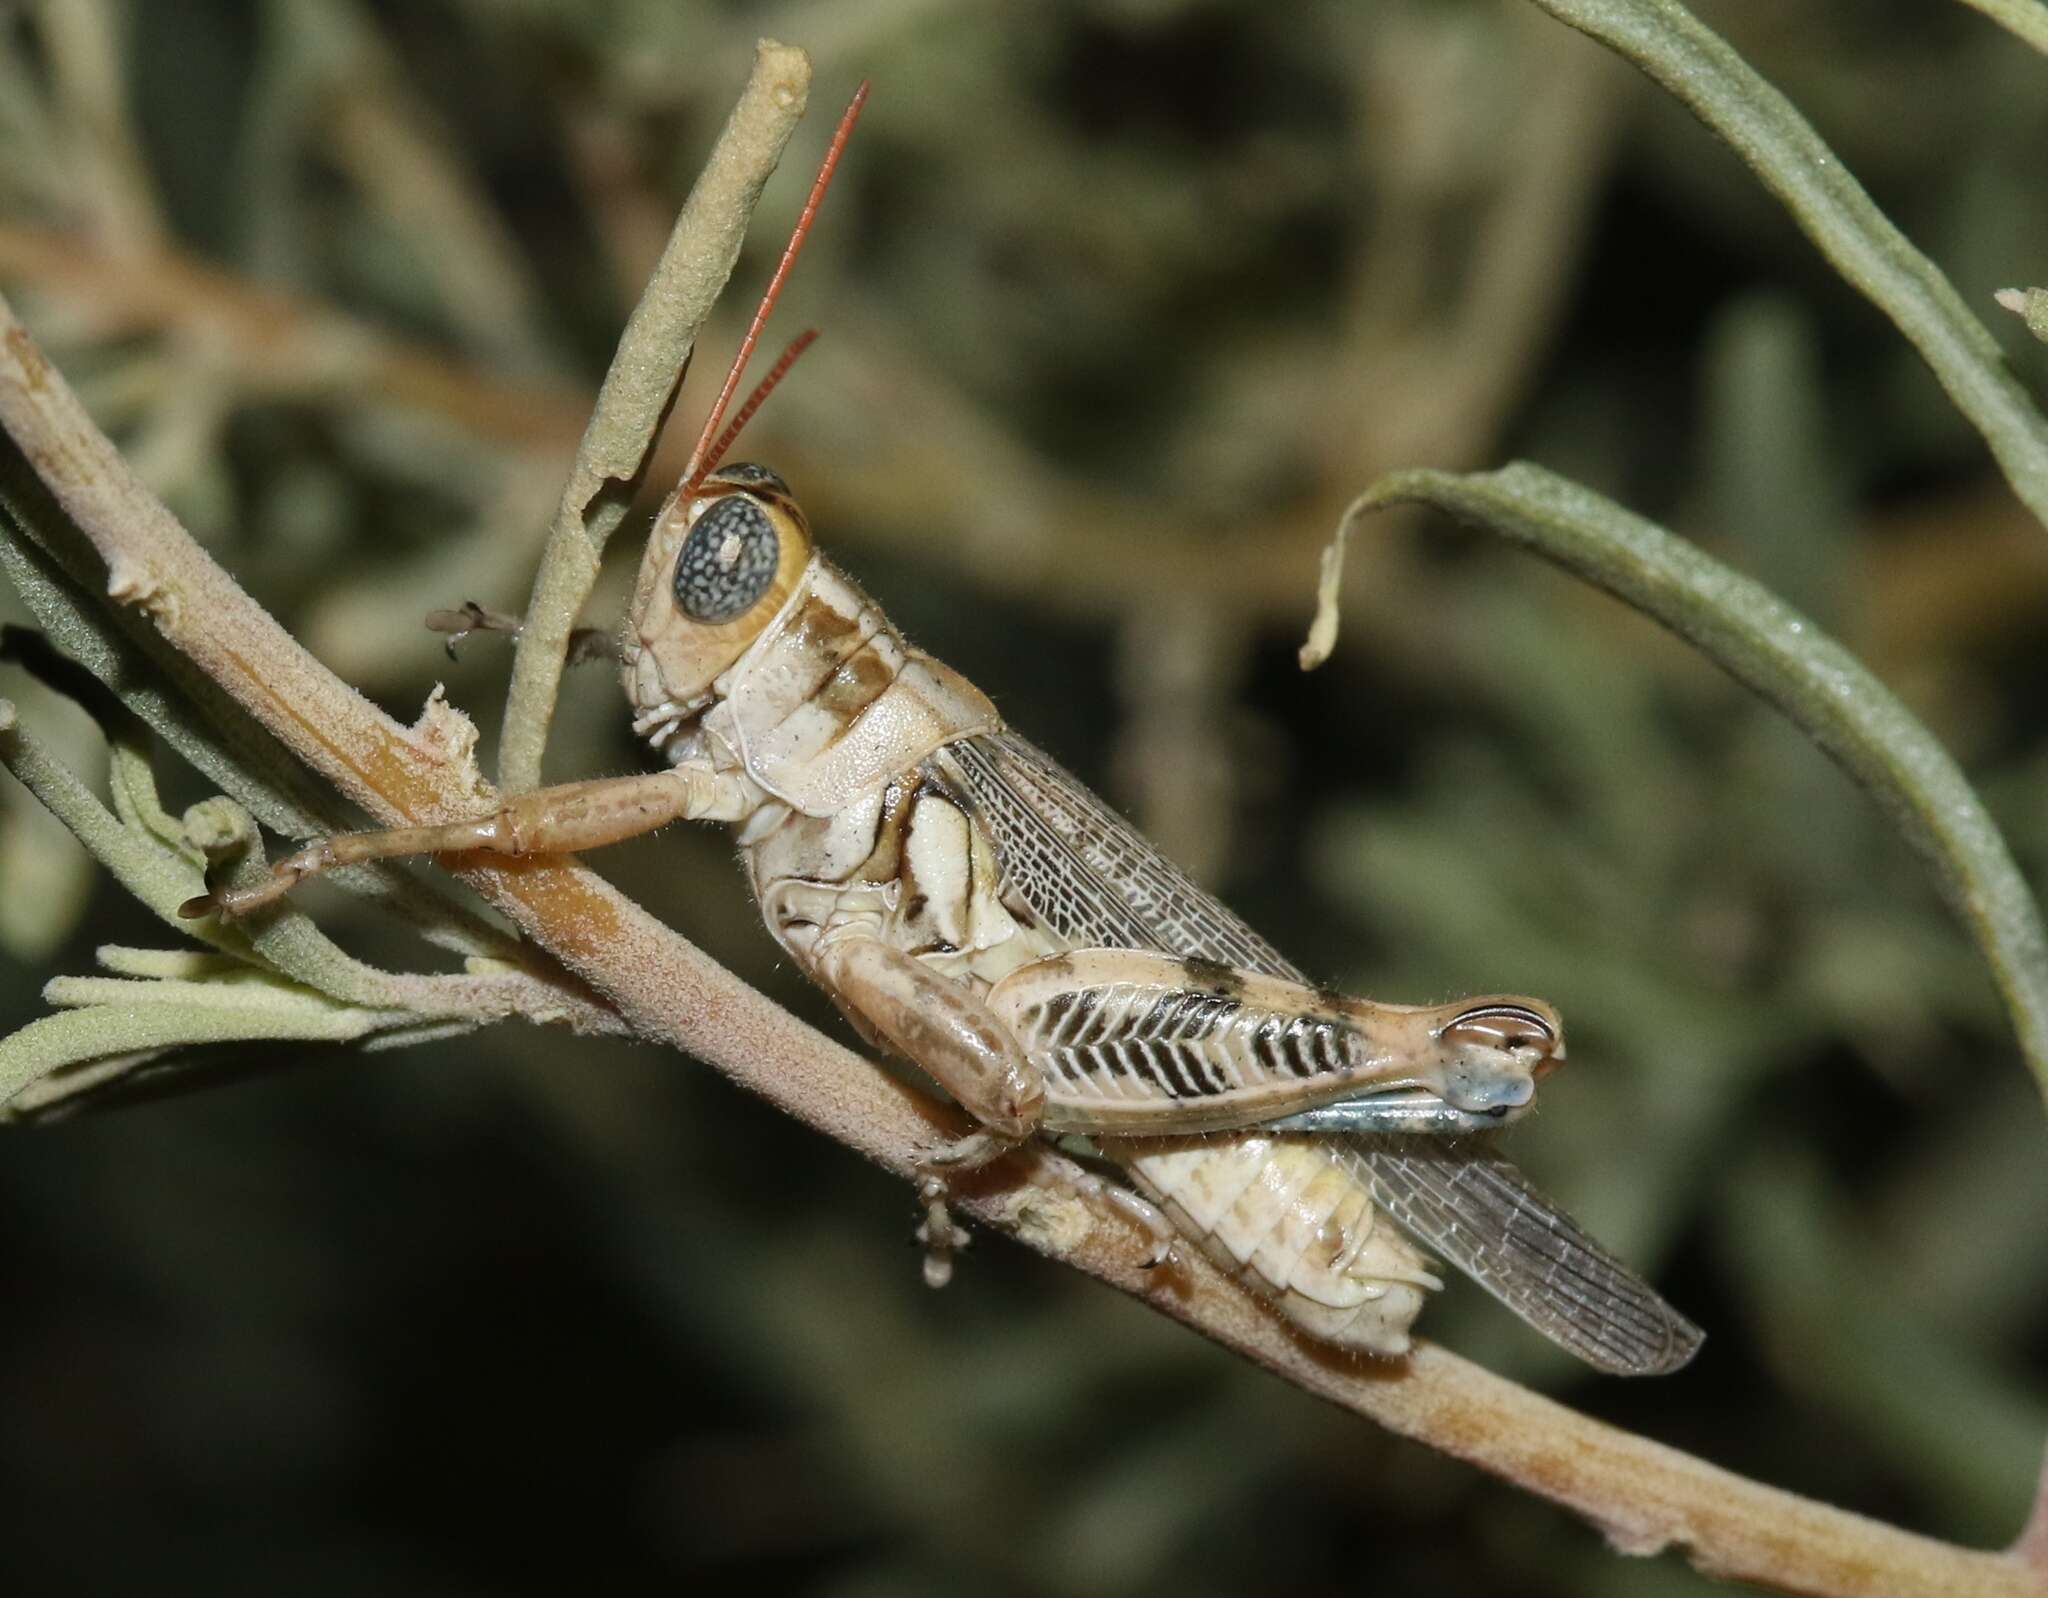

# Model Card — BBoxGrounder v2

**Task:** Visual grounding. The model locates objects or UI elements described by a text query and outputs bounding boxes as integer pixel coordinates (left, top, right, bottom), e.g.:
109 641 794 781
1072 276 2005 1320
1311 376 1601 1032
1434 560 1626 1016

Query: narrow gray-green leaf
0 443 519 961
178 794 516 1016
1318 464 2048 1107
1523 0 2048 532
0 992 400 1108
0 704 218 929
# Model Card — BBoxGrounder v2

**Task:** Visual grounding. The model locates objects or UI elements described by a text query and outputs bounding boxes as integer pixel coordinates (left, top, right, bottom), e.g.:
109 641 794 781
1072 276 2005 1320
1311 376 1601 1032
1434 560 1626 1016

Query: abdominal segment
1116 1135 1440 1356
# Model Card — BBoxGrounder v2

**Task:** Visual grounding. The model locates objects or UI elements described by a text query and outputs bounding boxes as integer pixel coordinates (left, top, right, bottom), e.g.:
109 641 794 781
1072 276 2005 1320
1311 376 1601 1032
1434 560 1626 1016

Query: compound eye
673 495 780 622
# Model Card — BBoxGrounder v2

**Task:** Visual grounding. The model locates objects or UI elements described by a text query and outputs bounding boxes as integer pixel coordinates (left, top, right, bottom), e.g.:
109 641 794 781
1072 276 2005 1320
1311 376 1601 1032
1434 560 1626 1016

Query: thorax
648 560 1040 985
700 559 998 817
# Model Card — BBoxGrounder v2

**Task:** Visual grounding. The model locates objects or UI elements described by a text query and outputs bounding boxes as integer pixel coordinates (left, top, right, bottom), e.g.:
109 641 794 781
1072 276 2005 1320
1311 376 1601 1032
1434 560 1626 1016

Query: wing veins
944 731 1700 1375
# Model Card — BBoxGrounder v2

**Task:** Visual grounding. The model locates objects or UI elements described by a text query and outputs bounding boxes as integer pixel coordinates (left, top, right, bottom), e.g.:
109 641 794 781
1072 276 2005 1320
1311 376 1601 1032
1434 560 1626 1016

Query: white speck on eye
716 533 743 569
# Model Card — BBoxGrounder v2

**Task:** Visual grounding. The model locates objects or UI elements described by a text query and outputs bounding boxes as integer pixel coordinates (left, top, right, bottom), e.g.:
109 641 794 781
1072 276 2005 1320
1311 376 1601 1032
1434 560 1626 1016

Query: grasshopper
189 86 1701 1377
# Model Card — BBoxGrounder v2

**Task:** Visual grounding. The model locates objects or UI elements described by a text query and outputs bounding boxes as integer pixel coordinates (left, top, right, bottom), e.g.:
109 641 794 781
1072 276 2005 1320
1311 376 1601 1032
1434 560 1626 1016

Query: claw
424 602 616 666
914 1130 1016 1173
178 845 323 920
1062 1169 1180 1270
425 601 515 662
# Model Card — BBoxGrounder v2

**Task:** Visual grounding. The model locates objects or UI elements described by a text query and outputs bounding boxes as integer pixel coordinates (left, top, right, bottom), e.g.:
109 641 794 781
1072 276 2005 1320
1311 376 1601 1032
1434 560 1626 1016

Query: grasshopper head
619 85 865 733
622 463 816 718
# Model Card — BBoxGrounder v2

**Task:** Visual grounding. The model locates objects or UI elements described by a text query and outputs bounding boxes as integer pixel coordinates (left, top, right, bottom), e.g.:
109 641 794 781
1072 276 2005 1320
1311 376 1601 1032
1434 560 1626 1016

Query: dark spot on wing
1182 956 1247 999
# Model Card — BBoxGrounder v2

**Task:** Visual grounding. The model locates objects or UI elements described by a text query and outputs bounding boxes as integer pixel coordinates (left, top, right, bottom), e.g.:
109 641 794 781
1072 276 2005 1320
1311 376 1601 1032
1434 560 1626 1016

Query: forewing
1342 1137 1703 1376
946 732 1303 979
948 731 1699 1375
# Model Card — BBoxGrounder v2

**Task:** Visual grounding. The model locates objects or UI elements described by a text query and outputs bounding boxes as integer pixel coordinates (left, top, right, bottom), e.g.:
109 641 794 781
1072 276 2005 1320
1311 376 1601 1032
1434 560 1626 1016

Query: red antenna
699 328 817 481
682 80 867 494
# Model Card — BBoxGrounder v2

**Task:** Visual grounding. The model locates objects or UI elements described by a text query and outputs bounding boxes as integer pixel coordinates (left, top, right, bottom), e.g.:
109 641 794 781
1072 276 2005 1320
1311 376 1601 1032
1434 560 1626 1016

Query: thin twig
0 220 589 450
1 243 2040 1598
496 40 811 792
38 0 165 251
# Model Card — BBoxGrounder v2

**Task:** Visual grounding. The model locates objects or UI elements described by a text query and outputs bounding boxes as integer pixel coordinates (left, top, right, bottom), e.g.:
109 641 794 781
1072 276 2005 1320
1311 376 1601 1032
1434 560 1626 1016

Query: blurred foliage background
2 0 2047 1592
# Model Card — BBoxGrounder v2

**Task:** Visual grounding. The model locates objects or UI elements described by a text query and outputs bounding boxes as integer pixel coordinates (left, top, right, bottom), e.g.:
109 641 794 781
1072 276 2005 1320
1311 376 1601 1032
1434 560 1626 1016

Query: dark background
3 1 2047 1593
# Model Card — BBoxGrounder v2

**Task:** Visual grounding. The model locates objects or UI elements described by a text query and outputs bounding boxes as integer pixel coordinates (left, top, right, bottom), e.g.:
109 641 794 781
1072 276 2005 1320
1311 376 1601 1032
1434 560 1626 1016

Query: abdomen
1115 1134 1439 1356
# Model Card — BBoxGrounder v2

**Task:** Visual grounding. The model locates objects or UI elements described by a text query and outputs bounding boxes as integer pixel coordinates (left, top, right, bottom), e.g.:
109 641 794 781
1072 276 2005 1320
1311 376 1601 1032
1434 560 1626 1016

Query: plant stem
496 40 811 791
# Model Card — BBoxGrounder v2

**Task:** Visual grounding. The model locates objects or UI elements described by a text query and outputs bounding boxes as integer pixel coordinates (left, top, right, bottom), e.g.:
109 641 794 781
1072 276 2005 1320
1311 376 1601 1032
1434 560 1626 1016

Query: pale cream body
642 552 1438 1356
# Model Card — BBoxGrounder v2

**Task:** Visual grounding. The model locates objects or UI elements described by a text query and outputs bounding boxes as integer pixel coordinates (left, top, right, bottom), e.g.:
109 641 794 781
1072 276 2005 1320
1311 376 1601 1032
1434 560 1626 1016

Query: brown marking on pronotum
770 596 870 706
813 643 895 720
790 594 863 649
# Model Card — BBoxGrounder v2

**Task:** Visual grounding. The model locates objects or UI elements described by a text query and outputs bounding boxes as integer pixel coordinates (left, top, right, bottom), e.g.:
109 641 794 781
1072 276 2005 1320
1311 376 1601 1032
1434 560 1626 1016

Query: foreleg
183 768 750 918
